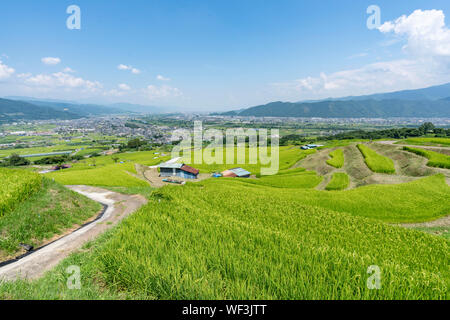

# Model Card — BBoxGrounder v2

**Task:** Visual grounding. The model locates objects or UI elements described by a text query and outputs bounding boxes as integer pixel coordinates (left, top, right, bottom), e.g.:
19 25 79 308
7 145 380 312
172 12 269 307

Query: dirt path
398 215 450 228
0 186 147 281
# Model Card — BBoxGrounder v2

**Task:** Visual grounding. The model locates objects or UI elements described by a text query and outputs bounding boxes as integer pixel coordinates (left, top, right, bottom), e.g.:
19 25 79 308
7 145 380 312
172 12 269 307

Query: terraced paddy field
1 141 449 300
1 174 448 300
396 137 450 147
298 141 450 189
357 144 396 174
403 147 450 169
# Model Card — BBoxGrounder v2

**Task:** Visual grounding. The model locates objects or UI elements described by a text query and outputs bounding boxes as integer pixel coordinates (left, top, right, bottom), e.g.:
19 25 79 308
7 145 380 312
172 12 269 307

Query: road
0 186 147 281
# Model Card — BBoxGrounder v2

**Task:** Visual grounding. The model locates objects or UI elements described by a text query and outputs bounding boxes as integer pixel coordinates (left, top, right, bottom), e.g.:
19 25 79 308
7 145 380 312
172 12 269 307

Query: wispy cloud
41 57 61 65
156 74 170 81
117 64 141 74
118 83 131 91
144 84 182 99
23 71 102 92
0 60 15 79
63 67 76 73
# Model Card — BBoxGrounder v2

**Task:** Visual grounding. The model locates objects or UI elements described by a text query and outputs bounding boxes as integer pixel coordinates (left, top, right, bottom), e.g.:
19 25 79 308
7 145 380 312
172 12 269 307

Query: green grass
230 174 450 223
0 168 42 217
0 173 449 299
403 147 450 169
326 149 344 168
240 171 323 189
0 179 101 260
179 146 314 175
411 226 450 241
92 182 447 299
100 186 155 198
397 137 450 147
46 163 149 187
325 173 349 191
357 144 396 174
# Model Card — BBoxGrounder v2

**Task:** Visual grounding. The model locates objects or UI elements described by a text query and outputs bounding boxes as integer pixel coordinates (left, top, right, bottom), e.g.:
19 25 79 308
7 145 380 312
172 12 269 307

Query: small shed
159 163 199 179
221 167 251 178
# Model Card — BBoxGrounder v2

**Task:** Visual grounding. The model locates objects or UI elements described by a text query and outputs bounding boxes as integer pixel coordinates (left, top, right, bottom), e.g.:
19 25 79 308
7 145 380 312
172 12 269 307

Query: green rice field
325 173 349 191
357 144 396 174
403 147 450 169
326 149 344 168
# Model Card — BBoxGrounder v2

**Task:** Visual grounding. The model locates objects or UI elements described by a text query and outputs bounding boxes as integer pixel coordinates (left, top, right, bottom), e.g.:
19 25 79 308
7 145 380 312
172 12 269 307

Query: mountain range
0 97 167 123
217 82 450 118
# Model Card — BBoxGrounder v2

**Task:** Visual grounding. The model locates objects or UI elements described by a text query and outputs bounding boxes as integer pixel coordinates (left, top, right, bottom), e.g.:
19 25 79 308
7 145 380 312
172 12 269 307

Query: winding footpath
0 186 147 282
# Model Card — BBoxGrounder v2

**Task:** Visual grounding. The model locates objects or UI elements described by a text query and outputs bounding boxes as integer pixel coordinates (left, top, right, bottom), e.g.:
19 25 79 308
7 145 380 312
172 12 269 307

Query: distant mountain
218 82 450 118
300 82 450 102
29 101 126 116
221 99 450 118
4 97 169 115
0 98 81 123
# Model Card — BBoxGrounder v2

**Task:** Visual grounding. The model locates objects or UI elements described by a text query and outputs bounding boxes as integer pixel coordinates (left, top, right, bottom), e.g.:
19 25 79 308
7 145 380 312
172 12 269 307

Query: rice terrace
0 0 450 310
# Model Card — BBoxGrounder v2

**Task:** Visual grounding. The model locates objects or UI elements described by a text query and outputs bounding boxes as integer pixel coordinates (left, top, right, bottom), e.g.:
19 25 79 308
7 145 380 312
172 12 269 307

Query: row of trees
280 123 450 145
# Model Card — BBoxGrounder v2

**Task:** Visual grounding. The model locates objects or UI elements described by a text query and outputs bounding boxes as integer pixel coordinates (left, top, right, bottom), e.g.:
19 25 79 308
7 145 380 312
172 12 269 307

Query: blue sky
1 0 450 111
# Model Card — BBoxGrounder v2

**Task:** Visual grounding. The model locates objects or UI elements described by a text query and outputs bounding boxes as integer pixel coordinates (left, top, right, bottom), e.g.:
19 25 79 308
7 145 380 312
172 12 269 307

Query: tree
419 122 435 134
127 138 146 149
4 153 30 167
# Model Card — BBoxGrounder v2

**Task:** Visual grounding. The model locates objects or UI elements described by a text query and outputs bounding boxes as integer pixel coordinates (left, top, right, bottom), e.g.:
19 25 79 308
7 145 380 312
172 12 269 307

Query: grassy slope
44 152 170 187
1 174 449 299
403 146 450 169
2 178 447 300
179 146 312 175
0 168 42 217
47 163 149 187
0 179 101 260
357 144 396 174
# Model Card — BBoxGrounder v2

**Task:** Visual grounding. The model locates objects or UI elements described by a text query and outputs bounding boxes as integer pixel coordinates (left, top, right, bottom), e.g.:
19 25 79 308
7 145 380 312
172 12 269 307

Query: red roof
180 164 199 175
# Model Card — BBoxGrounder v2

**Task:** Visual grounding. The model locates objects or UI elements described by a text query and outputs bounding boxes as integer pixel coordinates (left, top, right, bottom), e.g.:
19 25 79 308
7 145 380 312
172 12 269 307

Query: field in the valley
0 138 449 299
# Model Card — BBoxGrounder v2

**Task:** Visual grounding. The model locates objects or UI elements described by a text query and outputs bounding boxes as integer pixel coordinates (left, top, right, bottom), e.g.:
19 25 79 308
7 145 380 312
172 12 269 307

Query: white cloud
379 9 450 57
156 74 170 81
117 64 141 74
271 9 450 100
41 57 61 65
23 72 102 92
63 67 76 73
117 64 130 70
118 83 131 91
0 60 15 79
144 85 182 99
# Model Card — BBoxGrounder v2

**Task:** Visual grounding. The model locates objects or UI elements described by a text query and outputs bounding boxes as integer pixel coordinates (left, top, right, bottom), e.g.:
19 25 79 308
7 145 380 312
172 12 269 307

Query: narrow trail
0 186 147 282
398 215 450 228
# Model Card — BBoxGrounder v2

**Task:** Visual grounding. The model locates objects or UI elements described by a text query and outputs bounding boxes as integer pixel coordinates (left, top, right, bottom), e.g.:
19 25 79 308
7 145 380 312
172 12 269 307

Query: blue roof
229 167 251 176
159 163 183 169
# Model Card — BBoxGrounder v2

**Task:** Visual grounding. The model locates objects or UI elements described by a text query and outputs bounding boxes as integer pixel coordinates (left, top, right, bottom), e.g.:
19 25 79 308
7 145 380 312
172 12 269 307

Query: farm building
159 163 200 179
221 167 251 178
301 144 324 150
